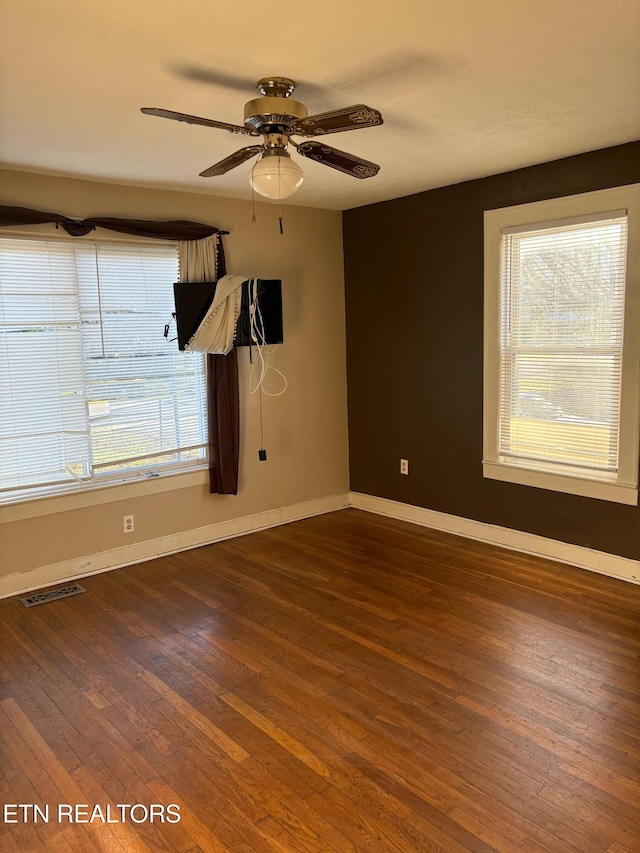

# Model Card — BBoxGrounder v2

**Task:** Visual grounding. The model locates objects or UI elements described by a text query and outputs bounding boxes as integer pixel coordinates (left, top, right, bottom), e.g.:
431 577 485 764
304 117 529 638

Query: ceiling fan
141 76 383 200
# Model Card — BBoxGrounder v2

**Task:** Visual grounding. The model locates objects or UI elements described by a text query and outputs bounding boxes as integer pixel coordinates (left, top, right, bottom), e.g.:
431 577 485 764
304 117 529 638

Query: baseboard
350 492 640 586
0 493 350 600
5 489 638 600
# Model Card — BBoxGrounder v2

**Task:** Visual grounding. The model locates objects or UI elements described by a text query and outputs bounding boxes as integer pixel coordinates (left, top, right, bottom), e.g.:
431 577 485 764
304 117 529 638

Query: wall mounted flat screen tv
173 279 283 351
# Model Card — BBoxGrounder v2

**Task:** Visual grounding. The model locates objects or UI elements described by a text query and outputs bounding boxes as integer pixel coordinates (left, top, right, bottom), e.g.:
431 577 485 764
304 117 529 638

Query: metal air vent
20 584 86 608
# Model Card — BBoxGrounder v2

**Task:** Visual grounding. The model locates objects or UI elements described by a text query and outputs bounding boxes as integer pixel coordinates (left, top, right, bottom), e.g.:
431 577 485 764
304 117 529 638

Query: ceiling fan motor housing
244 96 307 132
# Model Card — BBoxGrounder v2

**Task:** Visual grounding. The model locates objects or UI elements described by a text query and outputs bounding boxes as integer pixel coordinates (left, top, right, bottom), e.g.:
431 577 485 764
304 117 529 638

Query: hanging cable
259 384 265 447
257 384 267 460
247 279 287 397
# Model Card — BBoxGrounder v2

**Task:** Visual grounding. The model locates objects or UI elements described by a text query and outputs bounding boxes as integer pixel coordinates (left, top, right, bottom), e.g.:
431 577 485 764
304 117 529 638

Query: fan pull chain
277 156 284 234
250 158 258 225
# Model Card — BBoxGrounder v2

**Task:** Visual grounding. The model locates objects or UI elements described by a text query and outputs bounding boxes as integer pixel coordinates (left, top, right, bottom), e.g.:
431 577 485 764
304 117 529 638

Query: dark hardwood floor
1 508 639 852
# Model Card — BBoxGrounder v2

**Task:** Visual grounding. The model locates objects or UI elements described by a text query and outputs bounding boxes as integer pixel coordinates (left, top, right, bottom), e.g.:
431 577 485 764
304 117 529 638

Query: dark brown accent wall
343 142 640 560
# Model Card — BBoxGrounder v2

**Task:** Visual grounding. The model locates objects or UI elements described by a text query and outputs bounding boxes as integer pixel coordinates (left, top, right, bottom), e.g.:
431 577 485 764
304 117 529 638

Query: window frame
483 184 640 505
0 228 209 509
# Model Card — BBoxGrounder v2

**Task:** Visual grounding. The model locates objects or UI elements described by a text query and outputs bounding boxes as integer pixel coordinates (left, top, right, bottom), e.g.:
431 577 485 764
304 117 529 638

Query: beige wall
0 169 349 582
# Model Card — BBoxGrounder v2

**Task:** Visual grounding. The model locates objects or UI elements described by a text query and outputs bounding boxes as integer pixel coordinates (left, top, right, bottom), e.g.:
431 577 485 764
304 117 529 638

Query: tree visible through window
0 237 207 502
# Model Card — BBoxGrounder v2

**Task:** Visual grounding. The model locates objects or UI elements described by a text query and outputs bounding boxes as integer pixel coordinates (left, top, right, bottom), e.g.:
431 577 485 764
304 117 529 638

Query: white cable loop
247 279 287 397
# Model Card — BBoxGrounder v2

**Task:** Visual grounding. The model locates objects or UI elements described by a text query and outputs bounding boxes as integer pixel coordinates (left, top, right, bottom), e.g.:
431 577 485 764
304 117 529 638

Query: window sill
482 460 638 505
0 467 210 524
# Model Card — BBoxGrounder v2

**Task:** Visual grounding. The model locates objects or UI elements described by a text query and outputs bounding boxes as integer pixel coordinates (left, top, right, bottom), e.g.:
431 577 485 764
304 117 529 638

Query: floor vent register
20 584 87 608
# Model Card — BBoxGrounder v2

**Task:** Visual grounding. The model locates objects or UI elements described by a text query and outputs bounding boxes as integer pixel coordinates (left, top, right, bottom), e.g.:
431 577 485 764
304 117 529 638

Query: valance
0 204 228 241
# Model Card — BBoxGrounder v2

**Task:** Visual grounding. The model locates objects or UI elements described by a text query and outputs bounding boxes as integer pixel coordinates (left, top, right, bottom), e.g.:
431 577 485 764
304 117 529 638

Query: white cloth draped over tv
184 275 246 355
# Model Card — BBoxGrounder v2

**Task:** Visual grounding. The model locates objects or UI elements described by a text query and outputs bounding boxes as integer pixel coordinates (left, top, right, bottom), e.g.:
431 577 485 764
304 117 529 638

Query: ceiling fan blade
296 142 380 179
141 107 258 136
199 146 263 177
173 66 329 101
291 104 383 137
172 66 258 92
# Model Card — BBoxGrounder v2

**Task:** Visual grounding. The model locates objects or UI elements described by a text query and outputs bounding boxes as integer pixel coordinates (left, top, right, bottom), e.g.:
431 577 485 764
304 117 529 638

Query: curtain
179 237 240 495
1 204 238 495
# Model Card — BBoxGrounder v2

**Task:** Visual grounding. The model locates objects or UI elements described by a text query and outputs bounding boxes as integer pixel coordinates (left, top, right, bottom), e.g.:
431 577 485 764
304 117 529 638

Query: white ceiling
1 0 639 210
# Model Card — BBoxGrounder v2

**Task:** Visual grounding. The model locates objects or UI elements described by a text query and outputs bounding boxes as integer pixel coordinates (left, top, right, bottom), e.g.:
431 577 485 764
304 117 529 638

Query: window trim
0 226 209 509
483 184 640 505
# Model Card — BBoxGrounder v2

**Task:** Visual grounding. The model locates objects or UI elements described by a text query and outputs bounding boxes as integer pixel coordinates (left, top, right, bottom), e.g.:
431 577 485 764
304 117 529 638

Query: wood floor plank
1 508 639 851
220 691 331 778
141 670 250 763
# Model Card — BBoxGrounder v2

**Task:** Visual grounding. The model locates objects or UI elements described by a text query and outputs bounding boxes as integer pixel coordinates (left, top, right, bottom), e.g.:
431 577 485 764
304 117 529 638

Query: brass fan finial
256 77 296 98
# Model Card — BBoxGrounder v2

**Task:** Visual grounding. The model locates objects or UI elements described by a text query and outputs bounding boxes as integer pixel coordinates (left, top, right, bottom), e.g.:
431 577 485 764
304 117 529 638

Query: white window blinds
0 237 207 501
498 212 628 478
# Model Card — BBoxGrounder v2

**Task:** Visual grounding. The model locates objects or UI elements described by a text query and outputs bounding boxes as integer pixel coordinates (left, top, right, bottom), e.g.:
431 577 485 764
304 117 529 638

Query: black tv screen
173 279 283 351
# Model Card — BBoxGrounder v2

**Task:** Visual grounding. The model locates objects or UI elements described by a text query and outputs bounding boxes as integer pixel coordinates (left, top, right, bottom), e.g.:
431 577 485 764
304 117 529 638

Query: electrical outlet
400 458 409 475
123 515 134 534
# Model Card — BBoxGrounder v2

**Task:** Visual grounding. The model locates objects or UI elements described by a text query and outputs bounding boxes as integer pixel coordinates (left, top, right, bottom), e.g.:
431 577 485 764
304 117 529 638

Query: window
0 236 207 504
484 184 640 504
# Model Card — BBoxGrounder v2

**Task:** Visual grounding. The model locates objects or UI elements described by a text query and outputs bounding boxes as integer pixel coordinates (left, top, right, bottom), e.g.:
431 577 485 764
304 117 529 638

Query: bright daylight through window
483 185 640 505
0 237 207 503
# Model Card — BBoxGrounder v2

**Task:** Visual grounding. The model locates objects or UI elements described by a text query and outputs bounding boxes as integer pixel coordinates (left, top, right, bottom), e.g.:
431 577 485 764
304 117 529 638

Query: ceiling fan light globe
250 154 304 200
